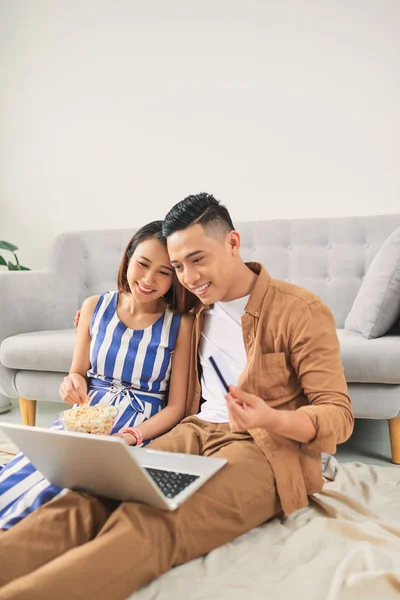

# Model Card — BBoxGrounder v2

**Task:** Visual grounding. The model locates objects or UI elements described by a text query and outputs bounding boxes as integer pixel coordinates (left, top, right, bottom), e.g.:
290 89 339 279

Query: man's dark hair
162 193 234 239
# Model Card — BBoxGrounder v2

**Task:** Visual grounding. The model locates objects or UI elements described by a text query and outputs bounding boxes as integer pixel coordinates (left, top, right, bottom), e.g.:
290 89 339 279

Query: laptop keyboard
145 467 200 499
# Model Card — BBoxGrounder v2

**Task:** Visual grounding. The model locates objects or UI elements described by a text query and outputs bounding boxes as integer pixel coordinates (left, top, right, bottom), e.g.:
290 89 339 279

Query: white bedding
132 459 400 600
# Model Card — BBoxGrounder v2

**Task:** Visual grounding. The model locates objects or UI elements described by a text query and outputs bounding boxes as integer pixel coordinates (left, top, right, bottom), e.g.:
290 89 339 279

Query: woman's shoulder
180 312 195 325
83 291 117 309
81 293 115 320
81 294 102 312
177 312 195 335
167 307 194 325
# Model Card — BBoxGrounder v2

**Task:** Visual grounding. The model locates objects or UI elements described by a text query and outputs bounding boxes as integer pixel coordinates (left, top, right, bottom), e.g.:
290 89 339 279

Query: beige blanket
133 460 400 600
2 442 400 599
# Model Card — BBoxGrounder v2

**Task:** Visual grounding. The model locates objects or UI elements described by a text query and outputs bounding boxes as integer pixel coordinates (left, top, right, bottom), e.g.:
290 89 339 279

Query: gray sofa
1 214 400 461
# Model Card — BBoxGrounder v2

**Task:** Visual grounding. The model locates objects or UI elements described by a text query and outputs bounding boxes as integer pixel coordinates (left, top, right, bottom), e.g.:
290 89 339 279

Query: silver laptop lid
0 423 227 511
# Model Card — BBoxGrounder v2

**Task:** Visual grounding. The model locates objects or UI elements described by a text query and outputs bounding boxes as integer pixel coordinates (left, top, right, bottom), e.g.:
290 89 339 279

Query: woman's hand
59 373 90 405
114 431 137 446
226 385 280 432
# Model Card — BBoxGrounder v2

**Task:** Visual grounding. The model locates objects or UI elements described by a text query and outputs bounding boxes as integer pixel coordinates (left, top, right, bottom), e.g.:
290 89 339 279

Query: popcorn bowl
60 404 119 436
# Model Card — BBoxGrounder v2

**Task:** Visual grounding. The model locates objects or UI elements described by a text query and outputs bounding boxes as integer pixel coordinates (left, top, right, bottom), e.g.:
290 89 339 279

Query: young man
0 194 354 600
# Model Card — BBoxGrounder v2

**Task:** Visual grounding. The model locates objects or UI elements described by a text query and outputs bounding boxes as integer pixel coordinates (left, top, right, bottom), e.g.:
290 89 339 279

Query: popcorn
60 404 119 435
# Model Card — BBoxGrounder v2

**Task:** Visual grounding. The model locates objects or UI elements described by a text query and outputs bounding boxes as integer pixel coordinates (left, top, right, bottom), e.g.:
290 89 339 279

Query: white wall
1 0 399 269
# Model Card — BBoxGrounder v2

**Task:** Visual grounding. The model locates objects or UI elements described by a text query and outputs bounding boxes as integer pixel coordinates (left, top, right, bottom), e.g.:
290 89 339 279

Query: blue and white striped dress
0 291 182 530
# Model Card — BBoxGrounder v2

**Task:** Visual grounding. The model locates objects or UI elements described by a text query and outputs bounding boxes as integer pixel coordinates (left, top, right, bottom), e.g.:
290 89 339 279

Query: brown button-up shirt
185 262 354 515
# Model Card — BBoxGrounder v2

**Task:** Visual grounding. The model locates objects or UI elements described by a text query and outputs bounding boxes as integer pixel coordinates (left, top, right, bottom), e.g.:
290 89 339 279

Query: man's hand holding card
208 352 278 432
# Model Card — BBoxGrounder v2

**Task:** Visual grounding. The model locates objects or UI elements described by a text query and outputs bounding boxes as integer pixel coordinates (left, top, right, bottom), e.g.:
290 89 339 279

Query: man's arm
227 300 354 452
288 300 354 452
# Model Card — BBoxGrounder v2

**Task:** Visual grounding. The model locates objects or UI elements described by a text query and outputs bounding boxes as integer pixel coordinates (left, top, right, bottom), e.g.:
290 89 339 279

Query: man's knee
147 421 201 454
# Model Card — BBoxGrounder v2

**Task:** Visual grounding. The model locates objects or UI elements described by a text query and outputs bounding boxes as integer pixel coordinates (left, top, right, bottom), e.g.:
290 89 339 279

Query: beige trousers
0 417 280 600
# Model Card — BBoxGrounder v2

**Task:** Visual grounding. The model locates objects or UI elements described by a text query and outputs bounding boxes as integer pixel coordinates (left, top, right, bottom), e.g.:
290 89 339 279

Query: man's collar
244 262 270 317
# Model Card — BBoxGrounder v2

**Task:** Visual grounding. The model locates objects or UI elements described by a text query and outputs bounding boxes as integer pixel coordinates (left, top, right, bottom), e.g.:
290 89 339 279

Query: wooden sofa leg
19 398 37 426
388 417 400 464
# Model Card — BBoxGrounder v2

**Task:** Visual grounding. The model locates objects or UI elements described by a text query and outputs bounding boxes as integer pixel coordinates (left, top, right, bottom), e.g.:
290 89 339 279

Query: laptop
0 423 227 511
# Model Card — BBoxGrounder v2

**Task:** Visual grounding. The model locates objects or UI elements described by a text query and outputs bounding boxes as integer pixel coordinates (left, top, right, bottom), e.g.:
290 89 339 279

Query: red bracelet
121 427 143 446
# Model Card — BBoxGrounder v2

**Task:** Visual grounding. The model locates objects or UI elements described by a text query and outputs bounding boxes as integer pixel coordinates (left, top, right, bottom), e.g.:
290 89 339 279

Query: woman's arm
59 295 100 405
123 313 194 444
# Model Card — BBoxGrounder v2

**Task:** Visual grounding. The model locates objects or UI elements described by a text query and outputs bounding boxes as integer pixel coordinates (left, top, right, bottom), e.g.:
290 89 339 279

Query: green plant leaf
19 265 30 270
0 241 18 252
0 255 7 266
7 261 19 271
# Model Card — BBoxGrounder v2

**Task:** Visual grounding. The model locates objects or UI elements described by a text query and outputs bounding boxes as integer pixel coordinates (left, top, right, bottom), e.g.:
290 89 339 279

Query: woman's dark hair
117 220 196 313
162 192 234 238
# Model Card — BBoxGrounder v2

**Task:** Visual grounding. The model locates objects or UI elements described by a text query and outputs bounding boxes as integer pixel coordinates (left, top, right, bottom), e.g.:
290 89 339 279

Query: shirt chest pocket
258 352 290 400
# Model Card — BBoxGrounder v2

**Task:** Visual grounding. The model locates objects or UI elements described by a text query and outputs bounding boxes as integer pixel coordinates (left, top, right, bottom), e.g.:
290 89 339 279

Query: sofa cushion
344 226 400 338
2 328 400 389
337 329 400 383
14 370 67 403
1 330 75 373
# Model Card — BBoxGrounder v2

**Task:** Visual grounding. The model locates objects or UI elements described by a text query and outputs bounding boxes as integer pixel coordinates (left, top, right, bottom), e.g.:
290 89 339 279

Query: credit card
207 351 235 394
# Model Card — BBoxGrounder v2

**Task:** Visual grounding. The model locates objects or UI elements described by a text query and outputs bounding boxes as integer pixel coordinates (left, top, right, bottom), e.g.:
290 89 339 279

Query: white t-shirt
197 295 249 423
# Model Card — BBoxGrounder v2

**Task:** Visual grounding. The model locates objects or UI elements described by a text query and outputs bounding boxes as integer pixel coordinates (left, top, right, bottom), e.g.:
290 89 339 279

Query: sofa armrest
0 269 80 339
0 269 80 397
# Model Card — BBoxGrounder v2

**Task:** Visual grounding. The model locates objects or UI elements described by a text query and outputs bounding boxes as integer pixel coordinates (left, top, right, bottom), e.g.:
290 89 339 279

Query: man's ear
227 230 240 255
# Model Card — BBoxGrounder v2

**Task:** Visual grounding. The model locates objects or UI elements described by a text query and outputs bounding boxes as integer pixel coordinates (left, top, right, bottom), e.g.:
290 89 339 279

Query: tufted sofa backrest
49 229 137 310
49 214 400 327
238 214 400 327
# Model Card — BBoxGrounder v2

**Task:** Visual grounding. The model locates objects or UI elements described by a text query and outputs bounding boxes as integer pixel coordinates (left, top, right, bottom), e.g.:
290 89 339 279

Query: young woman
0 221 195 530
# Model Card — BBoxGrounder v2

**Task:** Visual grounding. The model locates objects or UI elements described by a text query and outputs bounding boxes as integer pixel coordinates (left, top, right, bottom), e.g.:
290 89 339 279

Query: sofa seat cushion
1 330 75 373
2 328 399 387
337 329 400 383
